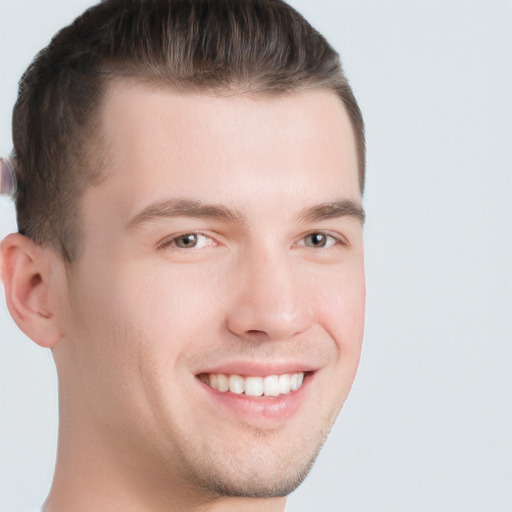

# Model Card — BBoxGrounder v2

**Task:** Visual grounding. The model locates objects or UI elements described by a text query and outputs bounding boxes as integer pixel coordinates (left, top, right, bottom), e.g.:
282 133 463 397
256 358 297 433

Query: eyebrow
126 197 365 230
296 200 366 224
126 198 245 230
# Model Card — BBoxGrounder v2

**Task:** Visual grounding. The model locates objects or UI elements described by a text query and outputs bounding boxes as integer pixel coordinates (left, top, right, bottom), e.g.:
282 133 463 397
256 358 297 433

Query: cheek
63 259 226 428
314 262 366 354
308 264 365 422
104 260 228 368
65 264 142 388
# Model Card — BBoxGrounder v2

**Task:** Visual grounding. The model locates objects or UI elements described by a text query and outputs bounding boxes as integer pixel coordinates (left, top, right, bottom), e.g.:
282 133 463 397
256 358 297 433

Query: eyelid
156 231 217 251
155 229 348 252
295 230 349 248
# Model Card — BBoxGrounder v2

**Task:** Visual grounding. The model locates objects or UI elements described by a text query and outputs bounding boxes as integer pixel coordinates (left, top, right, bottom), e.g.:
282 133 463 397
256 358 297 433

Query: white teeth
263 375 280 397
290 372 304 391
278 374 291 394
289 373 298 391
228 374 244 394
245 377 264 397
209 374 218 390
202 372 306 396
217 373 229 392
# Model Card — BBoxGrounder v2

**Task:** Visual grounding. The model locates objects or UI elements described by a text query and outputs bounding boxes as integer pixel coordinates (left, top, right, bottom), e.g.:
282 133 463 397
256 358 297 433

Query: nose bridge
226 243 313 340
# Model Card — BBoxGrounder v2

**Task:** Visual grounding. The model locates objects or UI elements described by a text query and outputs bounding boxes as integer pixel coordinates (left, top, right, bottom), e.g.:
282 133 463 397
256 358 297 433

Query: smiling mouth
198 372 306 397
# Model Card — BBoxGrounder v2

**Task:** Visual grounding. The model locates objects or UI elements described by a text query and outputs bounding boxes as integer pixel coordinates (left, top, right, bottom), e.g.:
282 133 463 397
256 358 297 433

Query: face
56 83 365 500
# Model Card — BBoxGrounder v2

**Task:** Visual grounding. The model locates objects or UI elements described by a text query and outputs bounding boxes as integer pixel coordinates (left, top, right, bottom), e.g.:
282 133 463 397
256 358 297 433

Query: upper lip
196 360 318 377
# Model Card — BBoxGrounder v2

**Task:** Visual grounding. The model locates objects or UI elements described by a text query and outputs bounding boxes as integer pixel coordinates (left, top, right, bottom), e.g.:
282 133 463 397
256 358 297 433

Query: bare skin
1 84 365 512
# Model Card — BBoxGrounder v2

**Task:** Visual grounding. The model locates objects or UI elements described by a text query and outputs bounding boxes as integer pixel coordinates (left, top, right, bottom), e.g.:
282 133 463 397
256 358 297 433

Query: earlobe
1 233 63 348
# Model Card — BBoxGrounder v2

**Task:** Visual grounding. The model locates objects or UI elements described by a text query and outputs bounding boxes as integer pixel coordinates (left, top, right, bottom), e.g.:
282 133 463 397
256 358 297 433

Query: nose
225 248 313 342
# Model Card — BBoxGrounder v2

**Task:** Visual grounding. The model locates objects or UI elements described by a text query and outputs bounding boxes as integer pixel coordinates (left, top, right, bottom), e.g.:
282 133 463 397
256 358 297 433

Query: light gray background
1 1 511 511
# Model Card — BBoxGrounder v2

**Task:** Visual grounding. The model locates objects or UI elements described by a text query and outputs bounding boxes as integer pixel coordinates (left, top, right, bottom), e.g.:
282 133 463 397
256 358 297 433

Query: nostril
226 297 313 341
244 329 270 341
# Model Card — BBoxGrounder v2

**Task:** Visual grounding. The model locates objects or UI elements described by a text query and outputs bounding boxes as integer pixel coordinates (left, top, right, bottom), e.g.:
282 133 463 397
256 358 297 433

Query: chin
179 426 329 499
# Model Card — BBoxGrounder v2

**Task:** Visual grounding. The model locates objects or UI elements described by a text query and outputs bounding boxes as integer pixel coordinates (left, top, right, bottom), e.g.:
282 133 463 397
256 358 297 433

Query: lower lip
198 374 312 423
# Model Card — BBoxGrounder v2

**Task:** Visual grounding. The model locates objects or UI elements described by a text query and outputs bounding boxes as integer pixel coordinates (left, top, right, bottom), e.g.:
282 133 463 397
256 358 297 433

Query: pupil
310 233 325 246
178 234 197 247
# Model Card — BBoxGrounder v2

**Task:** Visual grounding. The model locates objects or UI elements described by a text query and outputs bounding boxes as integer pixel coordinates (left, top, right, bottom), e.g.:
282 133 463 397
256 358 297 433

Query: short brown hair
12 0 365 261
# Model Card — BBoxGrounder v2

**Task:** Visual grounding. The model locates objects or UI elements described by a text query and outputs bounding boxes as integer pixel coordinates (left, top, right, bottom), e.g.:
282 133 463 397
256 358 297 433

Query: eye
174 233 201 248
158 233 214 250
301 232 338 249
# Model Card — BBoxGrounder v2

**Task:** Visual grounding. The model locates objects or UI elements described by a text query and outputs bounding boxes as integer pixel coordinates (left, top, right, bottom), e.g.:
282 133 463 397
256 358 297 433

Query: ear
1 233 64 348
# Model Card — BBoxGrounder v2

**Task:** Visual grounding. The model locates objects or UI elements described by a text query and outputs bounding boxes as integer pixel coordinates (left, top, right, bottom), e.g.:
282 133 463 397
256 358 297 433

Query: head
2 1 366 510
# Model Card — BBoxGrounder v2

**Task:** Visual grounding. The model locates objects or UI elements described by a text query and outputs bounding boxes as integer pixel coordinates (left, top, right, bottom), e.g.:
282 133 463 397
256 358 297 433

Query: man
1 0 366 510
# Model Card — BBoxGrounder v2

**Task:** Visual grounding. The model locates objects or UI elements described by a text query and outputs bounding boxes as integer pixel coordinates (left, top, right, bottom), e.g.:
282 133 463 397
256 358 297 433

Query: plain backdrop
1 1 511 511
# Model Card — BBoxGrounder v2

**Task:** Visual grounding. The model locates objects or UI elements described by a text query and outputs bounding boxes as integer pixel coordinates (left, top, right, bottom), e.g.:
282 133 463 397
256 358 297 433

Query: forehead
88 82 360 227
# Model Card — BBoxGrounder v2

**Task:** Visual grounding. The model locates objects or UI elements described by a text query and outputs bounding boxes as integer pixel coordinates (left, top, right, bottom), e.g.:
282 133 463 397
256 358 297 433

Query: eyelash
156 232 215 251
297 232 345 249
156 231 347 252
